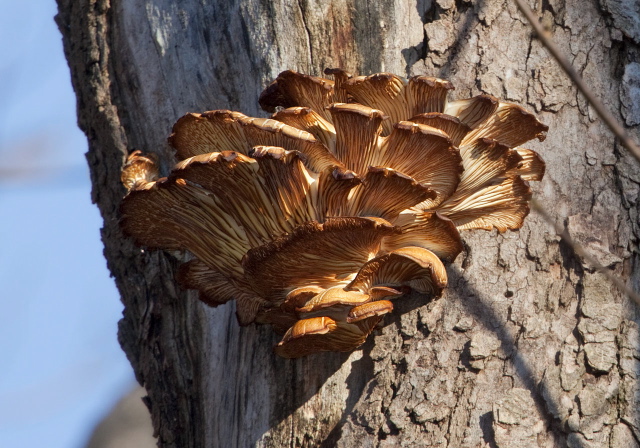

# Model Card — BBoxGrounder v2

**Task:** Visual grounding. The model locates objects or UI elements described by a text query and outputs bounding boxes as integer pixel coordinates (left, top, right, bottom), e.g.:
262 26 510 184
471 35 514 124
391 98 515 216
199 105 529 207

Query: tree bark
56 0 640 446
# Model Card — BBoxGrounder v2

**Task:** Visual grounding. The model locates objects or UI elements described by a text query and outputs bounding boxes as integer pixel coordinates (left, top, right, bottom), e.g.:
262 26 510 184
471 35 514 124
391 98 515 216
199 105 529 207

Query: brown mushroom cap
340 167 436 220
511 148 546 181
437 175 532 232
327 103 387 175
316 167 362 218
259 70 336 122
346 300 394 323
121 147 324 279
348 246 448 296
296 286 372 320
279 286 326 314
259 69 354 120
343 73 405 124
274 316 338 358
297 286 371 310
271 107 337 151
383 210 463 262
343 74 454 135
242 216 399 300
323 68 353 102
460 102 549 148
176 259 243 307
443 94 500 129
379 121 463 209
447 138 524 199
176 259 271 325
406 76 455 115
274 316 336 358
408 113 471 147
121 150 159 191
274 314 387 358
169 110 247 159
429 136 544 233
169 110 340 173
367 286 403 301
120 176 250 278
171 148 320 245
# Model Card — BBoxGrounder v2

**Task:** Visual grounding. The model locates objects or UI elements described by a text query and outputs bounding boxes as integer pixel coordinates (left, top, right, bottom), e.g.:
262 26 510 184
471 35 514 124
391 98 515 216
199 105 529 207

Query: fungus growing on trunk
120 69 547 358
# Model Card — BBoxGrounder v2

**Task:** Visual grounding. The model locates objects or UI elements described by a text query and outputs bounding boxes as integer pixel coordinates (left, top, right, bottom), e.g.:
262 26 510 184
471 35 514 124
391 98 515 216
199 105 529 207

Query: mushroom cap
274 314 388 358
297 286 371 311
383 210 463 263
348 246 448 297
327 103 387 175
169 110 341 174
512 148 546 181
121 150 159 191
259 70 336 122
242 216 399 300
340 167 437 220
379 121 463 209
443 94 499 129
343 73 454 135
408 113 470 147
272 107 336 150
347 300 394 323
280 286 326 314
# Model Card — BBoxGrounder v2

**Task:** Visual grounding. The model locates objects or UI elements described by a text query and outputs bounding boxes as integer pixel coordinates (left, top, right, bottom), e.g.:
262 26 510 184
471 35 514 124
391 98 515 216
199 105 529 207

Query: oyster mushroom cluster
120 69 547 358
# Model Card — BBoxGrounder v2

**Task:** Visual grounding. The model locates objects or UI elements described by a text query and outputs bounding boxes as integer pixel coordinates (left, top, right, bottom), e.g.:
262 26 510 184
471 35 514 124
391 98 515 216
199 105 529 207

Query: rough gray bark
56 0 640 446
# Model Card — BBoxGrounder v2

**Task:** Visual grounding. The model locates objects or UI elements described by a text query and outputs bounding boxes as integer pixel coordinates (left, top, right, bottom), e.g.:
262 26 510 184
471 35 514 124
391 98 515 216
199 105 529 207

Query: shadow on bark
208 316 375 446
447 265 572 447
318 342 376 447
252 262 578 447
402 0 481 78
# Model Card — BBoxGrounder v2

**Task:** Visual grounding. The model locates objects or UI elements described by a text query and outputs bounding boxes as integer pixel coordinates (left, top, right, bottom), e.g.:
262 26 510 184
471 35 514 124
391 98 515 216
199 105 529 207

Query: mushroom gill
120 69 547 358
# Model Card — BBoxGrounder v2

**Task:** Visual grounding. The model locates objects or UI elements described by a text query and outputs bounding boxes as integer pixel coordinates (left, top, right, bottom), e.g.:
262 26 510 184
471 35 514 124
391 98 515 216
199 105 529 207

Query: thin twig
531 199 640 306
514 0 640 163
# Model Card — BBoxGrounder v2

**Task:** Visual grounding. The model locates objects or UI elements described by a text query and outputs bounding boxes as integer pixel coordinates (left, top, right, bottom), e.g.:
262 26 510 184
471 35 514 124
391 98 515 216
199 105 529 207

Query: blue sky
0 2 137 447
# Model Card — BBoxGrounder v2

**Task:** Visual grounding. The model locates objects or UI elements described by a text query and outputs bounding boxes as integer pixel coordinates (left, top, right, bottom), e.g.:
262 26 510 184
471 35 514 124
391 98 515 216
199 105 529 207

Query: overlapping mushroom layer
120 69 547 358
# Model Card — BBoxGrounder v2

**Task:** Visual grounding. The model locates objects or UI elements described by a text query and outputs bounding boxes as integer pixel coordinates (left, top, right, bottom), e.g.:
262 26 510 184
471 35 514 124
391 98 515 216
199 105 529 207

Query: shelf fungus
120 69 547 358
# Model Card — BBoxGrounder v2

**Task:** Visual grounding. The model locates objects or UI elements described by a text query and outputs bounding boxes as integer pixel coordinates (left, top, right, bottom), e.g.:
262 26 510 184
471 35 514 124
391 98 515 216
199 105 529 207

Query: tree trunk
56 0 640 446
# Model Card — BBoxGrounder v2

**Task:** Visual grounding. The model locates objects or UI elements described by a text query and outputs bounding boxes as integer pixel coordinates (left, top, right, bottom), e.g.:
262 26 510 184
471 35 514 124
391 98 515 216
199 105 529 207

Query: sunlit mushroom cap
121 151 159 190
120 68 547 358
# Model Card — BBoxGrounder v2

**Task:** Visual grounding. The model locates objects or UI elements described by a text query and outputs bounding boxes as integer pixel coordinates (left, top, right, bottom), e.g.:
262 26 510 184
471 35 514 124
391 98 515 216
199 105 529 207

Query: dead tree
57 0 640 446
